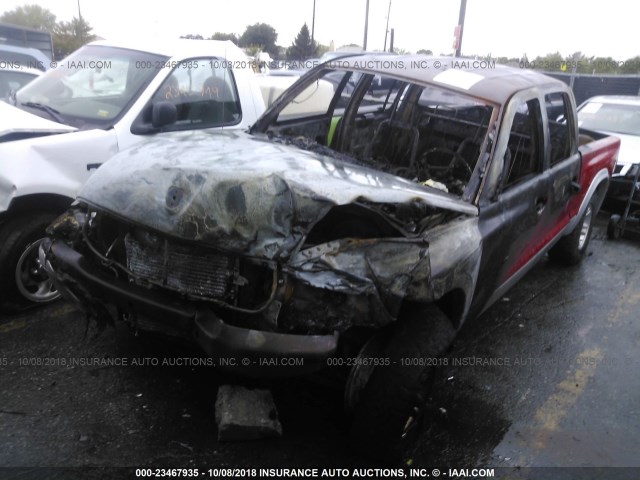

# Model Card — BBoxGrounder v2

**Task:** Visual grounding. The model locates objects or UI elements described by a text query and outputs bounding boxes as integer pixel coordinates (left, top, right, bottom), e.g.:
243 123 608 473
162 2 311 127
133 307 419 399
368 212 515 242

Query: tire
607 214 621 240
548 200 595 266
0 213 61 314
347 304 456 462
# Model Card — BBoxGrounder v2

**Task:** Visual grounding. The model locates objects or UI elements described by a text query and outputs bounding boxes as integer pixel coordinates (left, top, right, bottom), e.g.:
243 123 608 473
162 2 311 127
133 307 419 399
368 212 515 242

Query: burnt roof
321 54 568 104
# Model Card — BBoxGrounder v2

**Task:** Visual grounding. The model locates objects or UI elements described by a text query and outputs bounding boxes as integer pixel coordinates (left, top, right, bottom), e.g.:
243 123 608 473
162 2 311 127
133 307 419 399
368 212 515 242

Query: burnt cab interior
257 69 494 196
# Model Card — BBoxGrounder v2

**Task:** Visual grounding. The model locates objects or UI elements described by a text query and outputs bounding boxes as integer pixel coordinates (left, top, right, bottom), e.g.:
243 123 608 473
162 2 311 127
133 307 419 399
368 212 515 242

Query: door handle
570 180 581 194
535 197 547 216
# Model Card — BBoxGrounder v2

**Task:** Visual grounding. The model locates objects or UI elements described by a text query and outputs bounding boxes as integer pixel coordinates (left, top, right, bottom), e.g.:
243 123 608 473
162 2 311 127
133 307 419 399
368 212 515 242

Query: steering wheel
418 147 473 182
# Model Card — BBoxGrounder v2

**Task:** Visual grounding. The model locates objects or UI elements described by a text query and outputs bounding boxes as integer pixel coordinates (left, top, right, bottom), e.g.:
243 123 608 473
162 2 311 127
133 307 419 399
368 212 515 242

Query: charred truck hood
42 129 484 373
78 130 477 259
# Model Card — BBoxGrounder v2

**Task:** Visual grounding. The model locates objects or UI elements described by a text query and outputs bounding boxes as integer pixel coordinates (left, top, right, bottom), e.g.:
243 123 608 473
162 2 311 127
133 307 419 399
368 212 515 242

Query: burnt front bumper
40 239 338 376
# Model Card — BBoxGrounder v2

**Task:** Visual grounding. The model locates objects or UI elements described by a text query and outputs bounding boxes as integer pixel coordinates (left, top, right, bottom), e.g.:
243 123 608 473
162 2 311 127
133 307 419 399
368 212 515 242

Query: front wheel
346 304 456 462
0 214 61 314
548 200 595 266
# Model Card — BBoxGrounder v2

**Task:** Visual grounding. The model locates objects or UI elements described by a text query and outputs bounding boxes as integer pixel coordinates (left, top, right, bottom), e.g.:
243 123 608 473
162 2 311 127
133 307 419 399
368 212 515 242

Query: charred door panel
471 96 547 315
542 92 582 237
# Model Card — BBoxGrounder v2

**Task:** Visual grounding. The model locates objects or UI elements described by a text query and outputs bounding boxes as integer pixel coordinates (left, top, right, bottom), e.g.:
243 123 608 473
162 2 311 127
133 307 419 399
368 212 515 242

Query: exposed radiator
124 232 236 300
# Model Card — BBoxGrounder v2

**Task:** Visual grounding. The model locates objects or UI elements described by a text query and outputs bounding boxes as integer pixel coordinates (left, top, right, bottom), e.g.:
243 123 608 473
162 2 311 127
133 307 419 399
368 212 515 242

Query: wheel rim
15 239 60 303
578 204 593 250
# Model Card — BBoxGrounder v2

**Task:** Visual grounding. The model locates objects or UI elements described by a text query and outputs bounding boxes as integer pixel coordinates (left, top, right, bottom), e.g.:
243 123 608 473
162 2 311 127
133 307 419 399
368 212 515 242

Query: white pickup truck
0 38 266 313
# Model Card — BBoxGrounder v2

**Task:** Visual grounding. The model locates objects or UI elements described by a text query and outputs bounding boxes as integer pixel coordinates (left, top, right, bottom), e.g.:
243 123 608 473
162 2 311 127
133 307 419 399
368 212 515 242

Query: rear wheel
0 213 60 314
346 304 455 462
548 200 594 266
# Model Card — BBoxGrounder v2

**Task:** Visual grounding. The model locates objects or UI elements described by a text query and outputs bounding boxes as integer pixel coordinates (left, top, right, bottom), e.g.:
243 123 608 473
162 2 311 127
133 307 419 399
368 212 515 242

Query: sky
2 0 639 60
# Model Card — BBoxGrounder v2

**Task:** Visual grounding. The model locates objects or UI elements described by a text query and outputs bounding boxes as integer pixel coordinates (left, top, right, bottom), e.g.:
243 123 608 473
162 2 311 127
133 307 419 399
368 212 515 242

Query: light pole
570 51 581 89
363 0 370 50
455 0 467 57
383 0 392 52
311 0 316 46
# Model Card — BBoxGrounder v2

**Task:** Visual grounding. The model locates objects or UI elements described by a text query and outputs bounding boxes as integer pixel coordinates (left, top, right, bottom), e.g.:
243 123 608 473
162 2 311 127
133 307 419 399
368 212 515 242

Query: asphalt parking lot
1 213 639 479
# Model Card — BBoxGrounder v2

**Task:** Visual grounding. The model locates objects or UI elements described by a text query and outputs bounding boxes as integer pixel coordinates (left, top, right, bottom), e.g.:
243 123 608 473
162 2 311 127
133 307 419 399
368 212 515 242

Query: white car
577 95 640 176
0 65 42 102
0 38 266 313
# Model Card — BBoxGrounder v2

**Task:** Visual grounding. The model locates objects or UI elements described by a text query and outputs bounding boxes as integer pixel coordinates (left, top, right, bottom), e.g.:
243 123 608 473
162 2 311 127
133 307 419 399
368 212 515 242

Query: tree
238 23 278 57
417 49 433 55
180 34 204 40
0 4 57 32
287 23 317 60
243 45 263 57
621 56 640 74
589 56 620 74
572 53 592 74
493 56 520 67
2 5 97 59
53 16 95 58
529 52 566 72
316 43 330 57
210 32 239 44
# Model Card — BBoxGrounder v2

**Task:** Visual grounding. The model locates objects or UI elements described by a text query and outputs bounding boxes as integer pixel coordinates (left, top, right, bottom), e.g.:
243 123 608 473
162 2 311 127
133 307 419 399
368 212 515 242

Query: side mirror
151 101 177 128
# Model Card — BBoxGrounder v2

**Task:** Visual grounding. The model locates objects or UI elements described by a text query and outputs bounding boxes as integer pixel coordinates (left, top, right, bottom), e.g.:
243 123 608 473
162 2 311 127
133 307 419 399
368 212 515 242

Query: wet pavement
1 213 639 477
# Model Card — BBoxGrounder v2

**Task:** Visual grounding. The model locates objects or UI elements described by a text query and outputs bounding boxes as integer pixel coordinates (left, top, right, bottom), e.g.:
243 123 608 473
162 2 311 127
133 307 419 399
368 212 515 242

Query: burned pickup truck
41 56 620 457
